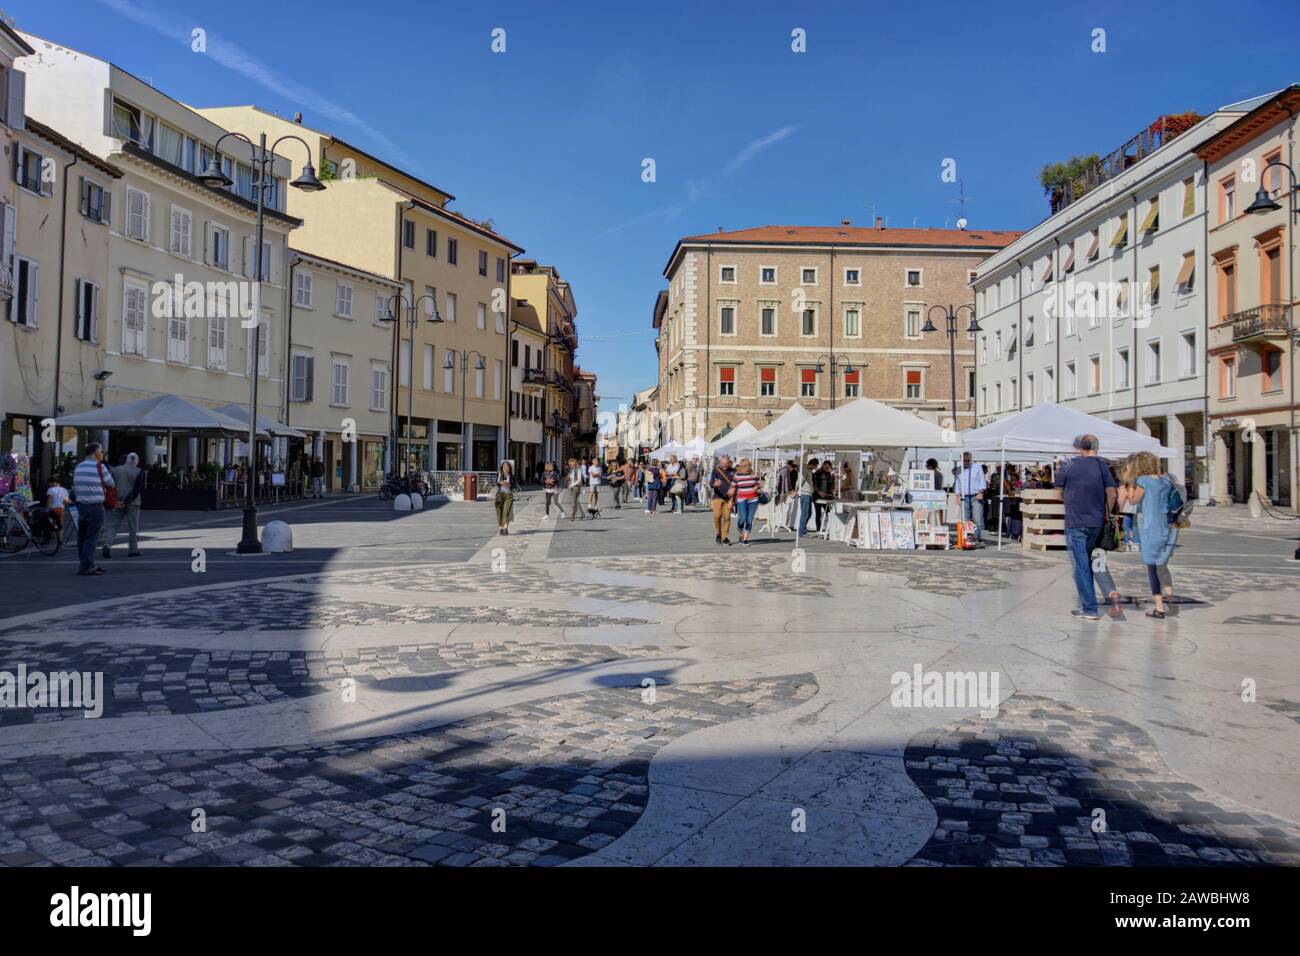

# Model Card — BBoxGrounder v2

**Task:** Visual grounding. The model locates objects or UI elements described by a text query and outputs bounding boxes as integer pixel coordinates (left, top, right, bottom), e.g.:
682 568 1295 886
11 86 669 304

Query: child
45 476 69 530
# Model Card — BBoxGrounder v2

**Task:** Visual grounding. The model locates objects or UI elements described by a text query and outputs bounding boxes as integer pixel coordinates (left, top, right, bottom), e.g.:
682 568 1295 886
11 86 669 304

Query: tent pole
795 440 804 550
997 445 1005 551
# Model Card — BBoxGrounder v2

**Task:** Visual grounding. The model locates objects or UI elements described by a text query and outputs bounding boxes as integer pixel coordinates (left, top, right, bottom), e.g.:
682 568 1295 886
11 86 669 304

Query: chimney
874 216 883 230
717 226 724 233
294 111 303 124
840 218 851 226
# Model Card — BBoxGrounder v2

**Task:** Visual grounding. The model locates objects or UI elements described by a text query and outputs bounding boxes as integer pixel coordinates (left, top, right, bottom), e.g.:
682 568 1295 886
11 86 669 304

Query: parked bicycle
378 472 429 501
0 494 62 556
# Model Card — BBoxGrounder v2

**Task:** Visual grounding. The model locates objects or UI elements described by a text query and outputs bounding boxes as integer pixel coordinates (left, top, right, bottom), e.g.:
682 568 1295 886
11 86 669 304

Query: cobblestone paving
834 551 1048 597
903 694 1300 867
0 674 817 867
0 586 653 637
0 640 684 724
591 555 833 597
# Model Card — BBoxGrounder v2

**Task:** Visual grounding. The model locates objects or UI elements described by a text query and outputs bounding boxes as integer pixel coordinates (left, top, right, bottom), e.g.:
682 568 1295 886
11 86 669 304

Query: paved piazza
1 492 1298 867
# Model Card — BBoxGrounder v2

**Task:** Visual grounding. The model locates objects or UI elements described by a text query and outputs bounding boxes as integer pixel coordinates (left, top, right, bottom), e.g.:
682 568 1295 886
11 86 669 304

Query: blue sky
12 0 1300 412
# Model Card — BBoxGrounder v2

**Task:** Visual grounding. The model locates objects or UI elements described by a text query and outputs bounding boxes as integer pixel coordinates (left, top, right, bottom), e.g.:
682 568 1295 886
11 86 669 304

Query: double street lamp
922 303 981 425
381 293 441 477
200 131 324 554
445 349 486 472
814 353 858 409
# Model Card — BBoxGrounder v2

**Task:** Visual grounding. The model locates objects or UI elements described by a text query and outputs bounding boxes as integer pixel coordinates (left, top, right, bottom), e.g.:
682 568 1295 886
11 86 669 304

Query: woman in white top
586 457 603 515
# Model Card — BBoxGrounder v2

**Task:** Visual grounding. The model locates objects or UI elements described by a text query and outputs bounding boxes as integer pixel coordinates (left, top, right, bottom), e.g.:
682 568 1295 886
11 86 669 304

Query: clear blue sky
13 0 1300 415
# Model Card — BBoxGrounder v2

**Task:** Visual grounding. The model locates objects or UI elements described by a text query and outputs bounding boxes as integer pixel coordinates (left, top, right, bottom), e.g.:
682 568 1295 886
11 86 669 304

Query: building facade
19 32 299 474
505 292 547 478
971 100 1268 499
509 259 578 467
573 368 598 460
1196 86 1299 508
198 105 523 473
656 223 1018 443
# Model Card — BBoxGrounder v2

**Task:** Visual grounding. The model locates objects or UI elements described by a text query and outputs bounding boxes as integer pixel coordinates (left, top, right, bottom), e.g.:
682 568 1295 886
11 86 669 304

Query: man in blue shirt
72 442 114 576
954 452 988 543
1055 434 1117 620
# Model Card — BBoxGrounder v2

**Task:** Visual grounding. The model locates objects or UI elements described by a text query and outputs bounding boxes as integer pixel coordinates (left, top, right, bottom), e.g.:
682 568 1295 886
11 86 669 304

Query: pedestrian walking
644 458 661 514
813 460 835 532
608 458 623 509
101 452 144 558
1055 434 1117 621
541 461 564 519
310 456 325 498
586 457 603 517
954 451 987 543
666 455 686 515
732 458 761 544
493 460 515 535
710 455 736 544
566 457 584 520
797 458 817 537
72 442 114 576
1122 451 1180 619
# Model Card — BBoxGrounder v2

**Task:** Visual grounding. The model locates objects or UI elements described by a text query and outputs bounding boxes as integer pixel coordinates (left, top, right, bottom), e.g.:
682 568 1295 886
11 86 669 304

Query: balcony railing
523 368 545 388
1231 304 1293 342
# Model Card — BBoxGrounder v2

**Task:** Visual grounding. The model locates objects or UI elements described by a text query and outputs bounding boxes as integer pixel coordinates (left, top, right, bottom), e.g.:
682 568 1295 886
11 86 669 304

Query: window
719 303 735 335
800 368 817 398
1220 356 1236 399
980 336 988 365
421 344 433 390
1044 366 1055 401
1181 176 1196 220
994 382 1002 412
289 354 312 401
426 228 437 257
900 307 921 339
1220 175 1236 222
1148 266 1160 308
1219 260 1237 319
167 303 188 364
719 265 736 283
988 284 1000 310
980 386 987 414
209 224 230 271
994 330 1002 360
905 269 922 288
1089 355 1101 394
495 257 506 282
511 338 520 367
293 270 313 308
967 367 976 399
1109 214 1128 251
471 301 484 330
209 316 228 370
1140 196 1160 234
719 366 735 396
760 304 777 336
1064 361 1077 399
844 268 861 286
1145 339 1161 384
16 145 49 195
1115 279 1130 321
326 358 348 406
478 250 488 276
1116 347 1130 389
1009 376 1019 407
843 305 861 338
1061 245 1075 275
403 220 415 249
169 205 192 257
801 267 818 285
75 279 100 342
844 369 860 398
7 257 35 327
1024 315 1035 349
125 188 150 241
335 282 354 318
79 178 110 223
496 309 506 333
112 99 149 147
447 238 458 265
371 364 388 411
445 291 457 323
1263 347 1283 392
443 350 455 392
801 307 816 337
760 266 777 284
374 293 389 324
1179 331 1196 377
122 282 147 355
1175 252 1195 294
250 318 270 377
760 366 776 397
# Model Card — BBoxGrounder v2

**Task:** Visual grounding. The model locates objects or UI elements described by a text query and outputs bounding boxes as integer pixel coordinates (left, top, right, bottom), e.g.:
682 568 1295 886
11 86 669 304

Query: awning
57 394 266 435
1175 252 1195 288
1109 216 1129 249
1061 245 1075 273
1140 199 1160 233
1182 178 1196 219
1086 231 1100 259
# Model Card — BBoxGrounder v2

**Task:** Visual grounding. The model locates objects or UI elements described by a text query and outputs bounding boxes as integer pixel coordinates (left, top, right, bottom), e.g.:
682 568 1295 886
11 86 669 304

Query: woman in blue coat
1119 451 1178 618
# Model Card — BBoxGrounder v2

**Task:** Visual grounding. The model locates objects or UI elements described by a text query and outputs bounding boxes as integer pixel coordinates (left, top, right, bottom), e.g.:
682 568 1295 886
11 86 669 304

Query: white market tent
707 421 757 455
768 398 949 449
648 436 709 460
719 404 813 457
959 401 1174 549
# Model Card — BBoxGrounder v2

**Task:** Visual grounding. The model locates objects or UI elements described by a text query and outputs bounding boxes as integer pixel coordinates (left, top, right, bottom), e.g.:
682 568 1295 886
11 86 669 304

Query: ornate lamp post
814 353 858 409
922 303 981 425
445 349 487 471
380 292 441 477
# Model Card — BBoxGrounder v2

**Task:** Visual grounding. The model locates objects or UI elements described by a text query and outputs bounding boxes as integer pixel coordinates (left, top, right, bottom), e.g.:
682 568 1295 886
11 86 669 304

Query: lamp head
1244 186 1282 215
199 159 233 189
921 316 938 334
291 163 326 192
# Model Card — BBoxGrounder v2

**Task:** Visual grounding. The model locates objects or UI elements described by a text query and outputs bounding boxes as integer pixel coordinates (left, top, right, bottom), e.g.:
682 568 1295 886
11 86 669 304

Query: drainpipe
1016 257 1023 410
1054 239 1062 400
1131 193 1139 429
284 252 299 429
49 152 80 478
704 245 711 441
1202 159 1214 504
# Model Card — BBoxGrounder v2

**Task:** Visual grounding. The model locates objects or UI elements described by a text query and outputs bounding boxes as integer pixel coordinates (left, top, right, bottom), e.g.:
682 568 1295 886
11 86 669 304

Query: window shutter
79 176 89 216
203 222 211 265
91 283 101 343
1 203 13 276
101 188 111 225
242 236 252 278
26 261 37 326
6 70 24 133
74 279 84 335
305 356 314 402
142 192 151 240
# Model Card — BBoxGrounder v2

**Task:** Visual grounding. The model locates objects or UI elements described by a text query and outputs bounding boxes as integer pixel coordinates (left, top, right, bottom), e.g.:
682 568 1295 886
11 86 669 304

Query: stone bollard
393 493 412 512
263 520 294 553
410 492 424 510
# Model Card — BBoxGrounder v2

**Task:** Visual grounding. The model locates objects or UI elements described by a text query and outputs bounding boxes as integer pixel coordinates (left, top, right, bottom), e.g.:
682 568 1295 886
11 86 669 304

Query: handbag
757 491 770 505
671 478 687 495
98 462 119 510
1097 515 1120 551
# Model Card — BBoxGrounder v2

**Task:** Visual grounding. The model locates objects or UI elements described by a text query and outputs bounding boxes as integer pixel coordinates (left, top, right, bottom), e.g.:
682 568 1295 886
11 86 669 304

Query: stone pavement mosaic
834 550 1048 597
903 694 1300 867
591 554 833 597
0 639 685 724
0 675 816 867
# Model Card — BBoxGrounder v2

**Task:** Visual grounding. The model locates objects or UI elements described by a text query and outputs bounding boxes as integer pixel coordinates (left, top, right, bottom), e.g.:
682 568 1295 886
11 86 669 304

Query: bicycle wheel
0 513 31 553
31 519 61 556
378 484 394 501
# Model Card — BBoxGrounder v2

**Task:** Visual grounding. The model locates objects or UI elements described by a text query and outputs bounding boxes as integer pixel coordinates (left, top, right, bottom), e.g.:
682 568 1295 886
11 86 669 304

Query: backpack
1164 479 1188 526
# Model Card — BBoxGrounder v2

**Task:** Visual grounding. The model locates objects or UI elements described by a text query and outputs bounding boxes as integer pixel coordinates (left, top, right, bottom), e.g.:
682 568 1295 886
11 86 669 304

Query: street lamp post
381 293 441 477
1243 164 1299 559
922 303 981 425
200 131 324 554
445 349 487 472
814 353 858 409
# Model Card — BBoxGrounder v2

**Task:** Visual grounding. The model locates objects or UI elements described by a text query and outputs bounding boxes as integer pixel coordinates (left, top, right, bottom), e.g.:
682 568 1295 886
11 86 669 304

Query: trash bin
463 472 477 501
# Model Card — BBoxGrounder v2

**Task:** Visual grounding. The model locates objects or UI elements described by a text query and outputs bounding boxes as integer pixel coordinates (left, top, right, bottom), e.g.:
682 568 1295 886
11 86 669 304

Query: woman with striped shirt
732 458 761 545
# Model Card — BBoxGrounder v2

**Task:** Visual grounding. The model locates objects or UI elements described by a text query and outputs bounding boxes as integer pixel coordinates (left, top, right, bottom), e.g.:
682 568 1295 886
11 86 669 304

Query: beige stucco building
1198 86 1299 508
505 293 547 478
197 105 524 473
656 223 1018 443
509 259 578 467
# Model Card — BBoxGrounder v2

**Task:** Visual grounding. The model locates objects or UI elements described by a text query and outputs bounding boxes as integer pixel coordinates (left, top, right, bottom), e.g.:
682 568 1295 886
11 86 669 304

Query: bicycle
0 495 61 556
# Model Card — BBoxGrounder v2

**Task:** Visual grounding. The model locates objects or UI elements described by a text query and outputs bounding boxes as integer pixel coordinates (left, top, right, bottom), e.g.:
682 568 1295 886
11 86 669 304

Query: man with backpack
1055 434 1117 621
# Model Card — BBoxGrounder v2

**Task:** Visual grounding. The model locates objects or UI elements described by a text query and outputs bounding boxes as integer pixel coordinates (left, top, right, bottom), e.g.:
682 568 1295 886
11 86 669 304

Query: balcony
1231 304 1293 342
522 368 545 390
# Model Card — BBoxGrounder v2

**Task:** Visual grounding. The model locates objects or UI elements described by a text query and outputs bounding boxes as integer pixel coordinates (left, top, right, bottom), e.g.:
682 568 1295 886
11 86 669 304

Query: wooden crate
1020 488 1067 550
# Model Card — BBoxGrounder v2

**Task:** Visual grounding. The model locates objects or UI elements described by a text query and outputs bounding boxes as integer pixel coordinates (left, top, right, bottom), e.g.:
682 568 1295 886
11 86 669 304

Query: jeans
735 498 758 533
646 488 658 513
1065 526 1103 615
311 477 324 497
610 483 622 508
797 494 813 536
77 502 105 573
962 495 984 540
543 489 562 516
1147 563 1173 596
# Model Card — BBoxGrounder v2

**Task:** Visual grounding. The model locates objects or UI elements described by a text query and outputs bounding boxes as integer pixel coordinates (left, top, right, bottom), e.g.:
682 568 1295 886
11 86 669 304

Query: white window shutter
2 203 15 280
203 221 211 265
79 176 89 216
92 283 101 343
27 260 37 326
142 192 151 241
6 70 24 133
102 188 111 225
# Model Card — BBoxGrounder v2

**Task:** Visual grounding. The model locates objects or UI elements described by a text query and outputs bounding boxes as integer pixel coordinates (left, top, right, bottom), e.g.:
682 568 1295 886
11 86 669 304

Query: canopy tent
213 404 306 439
707 420 756 455
764 398 949 450
677 436 709 458
58 394 263 436
960 401 1175 459
715 405 812 457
